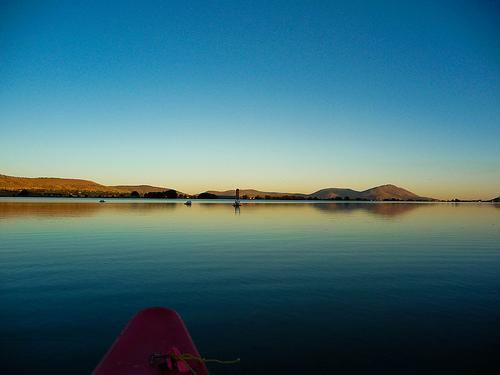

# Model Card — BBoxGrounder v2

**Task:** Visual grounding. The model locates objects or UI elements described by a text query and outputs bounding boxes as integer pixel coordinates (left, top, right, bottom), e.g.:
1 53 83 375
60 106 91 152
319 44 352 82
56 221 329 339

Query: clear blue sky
1 1 499 199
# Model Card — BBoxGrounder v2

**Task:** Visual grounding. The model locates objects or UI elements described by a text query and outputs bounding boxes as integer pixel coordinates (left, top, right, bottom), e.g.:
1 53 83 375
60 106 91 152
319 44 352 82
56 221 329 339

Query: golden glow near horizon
1 168 498 201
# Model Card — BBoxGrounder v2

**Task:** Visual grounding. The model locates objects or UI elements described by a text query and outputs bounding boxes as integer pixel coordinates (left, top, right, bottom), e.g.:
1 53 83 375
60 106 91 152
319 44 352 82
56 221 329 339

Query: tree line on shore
4 189 375 200
2 189 497 202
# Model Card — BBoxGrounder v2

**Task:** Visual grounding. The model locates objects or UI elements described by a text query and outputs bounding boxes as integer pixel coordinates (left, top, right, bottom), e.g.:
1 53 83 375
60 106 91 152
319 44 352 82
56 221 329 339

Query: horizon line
2 172 499 201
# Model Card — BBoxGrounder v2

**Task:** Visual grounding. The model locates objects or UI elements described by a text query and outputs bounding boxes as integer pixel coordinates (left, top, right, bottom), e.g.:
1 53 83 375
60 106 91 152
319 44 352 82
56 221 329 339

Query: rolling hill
310 184 433 200
208 184 434 201
1 173 435 200
111 185 168 195
206 189 307 199
0 174 171 197
0 174 121 194
358 185 423 200
309 188 361 199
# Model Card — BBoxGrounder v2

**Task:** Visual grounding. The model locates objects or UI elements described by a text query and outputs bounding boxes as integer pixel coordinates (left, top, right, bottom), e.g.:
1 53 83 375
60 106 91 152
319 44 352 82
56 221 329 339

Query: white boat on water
184 200 192 206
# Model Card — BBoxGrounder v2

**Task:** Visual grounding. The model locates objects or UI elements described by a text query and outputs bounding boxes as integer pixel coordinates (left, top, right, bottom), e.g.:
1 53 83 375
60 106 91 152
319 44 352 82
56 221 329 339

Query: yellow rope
171 353 240 375
175 352 240 364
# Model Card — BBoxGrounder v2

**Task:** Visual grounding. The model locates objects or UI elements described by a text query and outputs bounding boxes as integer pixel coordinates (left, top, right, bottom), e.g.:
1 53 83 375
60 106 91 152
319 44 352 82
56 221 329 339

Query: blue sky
1 0 499 199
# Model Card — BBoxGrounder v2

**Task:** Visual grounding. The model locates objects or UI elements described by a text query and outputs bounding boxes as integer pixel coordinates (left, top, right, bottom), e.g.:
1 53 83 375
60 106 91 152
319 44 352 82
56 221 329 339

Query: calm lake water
1 198 499 374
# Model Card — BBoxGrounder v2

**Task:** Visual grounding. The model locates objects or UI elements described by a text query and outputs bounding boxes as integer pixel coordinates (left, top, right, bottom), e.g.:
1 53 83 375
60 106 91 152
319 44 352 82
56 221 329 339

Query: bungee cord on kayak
150 349 241 374
92 307 215 375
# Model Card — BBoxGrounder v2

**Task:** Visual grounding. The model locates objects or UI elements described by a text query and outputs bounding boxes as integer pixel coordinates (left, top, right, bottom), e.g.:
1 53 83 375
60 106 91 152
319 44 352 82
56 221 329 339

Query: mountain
309 188 360 199
0 174 121 194
206 189 307 199
1 173 435 200
0 174 172 197
207 184 434 201
358 184 429 200
311 184 433 201
492 196 500 202
111 185 168 195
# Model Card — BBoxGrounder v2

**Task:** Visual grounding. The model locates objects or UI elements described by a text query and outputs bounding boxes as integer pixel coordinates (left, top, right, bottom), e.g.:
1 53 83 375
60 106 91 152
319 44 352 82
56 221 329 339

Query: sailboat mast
236 188 240 201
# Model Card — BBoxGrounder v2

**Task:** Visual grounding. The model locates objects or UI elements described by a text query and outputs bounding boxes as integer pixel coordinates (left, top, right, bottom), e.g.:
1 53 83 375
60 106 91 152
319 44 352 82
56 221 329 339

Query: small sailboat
184 200 192 206
232 188 241 207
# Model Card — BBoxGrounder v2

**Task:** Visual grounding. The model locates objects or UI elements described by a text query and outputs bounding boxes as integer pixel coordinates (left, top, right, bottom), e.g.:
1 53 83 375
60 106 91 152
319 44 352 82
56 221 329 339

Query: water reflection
0 201 178 219
1 199 500 375
1 200 499 220
311 202 427 217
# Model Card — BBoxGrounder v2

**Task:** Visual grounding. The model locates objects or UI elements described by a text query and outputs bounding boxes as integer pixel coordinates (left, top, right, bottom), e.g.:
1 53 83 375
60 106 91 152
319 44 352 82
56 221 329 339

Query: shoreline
0 196 496 204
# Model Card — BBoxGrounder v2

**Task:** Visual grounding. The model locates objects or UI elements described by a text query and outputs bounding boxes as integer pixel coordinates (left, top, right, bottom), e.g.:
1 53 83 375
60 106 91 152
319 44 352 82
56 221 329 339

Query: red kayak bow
93 307 209 375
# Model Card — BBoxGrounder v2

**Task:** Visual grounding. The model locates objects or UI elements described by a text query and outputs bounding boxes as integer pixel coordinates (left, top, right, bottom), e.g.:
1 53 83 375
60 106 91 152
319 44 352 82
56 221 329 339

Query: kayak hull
93 307 208 375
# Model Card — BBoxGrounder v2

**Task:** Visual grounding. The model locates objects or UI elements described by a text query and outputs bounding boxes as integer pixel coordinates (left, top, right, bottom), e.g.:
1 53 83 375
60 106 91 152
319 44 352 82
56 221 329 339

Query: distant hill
0 174 173 197
112 185 168 195
208 184 434 201
311 184 433 201
1 173 435 200
492 196 500 202
0 174 121 194
309 188 360 199
359 184 430 200
206 189 307 199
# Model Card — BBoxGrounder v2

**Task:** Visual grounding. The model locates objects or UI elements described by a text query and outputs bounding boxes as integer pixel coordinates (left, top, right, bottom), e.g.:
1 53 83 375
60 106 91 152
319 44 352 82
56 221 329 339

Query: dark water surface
1 199 499 374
